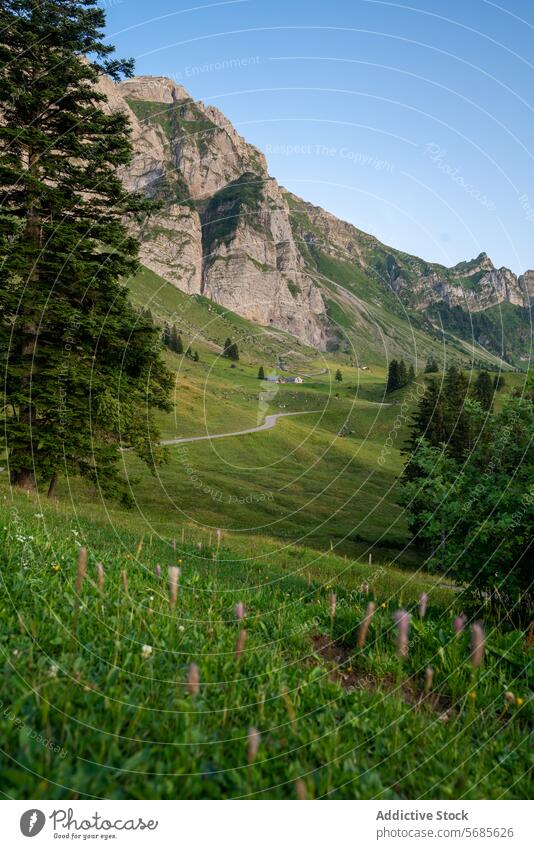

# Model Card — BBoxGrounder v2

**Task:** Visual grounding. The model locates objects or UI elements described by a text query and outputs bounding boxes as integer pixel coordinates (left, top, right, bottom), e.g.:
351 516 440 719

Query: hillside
100 74 532 368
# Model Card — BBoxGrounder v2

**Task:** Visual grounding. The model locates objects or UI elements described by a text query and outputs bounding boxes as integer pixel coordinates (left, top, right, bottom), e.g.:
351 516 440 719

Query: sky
103 0 534 274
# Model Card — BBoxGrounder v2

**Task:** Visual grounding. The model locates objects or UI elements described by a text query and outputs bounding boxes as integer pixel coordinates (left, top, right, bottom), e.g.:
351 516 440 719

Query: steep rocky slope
101 75 327 348
101 74 532 365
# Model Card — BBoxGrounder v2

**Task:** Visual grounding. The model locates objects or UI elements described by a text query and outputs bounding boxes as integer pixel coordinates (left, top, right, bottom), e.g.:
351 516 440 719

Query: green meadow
0 269 531 800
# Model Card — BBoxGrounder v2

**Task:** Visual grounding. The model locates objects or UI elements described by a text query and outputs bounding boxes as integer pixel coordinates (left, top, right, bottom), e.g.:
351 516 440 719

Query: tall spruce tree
0 0 172 498
473 370 494 411
386 359 400 393
398 359 408 387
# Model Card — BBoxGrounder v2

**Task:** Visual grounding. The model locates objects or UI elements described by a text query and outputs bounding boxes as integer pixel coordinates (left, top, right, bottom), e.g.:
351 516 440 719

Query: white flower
141 644 153 659
34 513 44 519
48 664 59 679
178 625 185 632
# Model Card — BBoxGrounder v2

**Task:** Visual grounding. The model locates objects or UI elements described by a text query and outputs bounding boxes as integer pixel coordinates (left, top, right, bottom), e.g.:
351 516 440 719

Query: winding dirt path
160 410 321 447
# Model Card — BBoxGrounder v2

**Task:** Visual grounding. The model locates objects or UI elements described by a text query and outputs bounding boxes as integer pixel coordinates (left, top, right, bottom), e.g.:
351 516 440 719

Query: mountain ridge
100 74 533 365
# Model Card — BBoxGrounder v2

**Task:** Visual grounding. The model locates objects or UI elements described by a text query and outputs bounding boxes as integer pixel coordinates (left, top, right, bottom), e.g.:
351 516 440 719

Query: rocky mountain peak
118 75 189 104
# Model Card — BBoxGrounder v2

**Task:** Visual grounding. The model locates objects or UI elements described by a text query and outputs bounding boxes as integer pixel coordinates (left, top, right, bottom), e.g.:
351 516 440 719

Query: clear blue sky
104 0 534 274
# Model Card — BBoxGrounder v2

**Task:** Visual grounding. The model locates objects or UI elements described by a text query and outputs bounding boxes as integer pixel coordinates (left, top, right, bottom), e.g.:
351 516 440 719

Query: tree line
401 365 531 622
0 0 173 502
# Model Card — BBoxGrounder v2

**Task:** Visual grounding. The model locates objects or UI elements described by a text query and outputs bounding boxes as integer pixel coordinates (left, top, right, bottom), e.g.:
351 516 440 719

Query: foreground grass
0 494 532 799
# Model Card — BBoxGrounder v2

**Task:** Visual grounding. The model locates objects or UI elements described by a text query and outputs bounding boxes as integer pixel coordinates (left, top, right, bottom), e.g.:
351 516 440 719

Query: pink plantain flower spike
454 613 466 635
394 609 410 658
470 623 485 668
76 547 87 595
419 592 428 619
247 727 260 764
97 561 104 591
187 663 200 696
329 592 337 618
235 629 247 661
168 566 180 609
295 779 308 800
234 601 245 621
357 601 376 649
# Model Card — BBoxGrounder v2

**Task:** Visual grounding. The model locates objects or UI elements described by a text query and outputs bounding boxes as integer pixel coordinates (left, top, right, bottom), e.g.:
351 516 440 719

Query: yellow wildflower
468 691 477 700
51 564 61 572
381 603 386 608
516 697 524 707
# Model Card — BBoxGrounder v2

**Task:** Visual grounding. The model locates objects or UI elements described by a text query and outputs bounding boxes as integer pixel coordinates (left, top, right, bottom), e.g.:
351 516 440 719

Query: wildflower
516 697 524 707
121 570 129 595
177 559 183 565
141 645 153 660
97 562 104 591
329 592 337 619
453 613 466 635
380 603 386 608
235 629 247 661
34 513 44 519
155 565 161 578
234 601 245 621
168 566 180 608
504 691 515 704
470 623 485 668
357 601 376 649
424 665 433 695
362 581 369 595
419 592 428 620
48 664 59 679
51 564 61 573
295 779 307 799
216 528 222 547
187 663 200 696
75 547 87 594
468 691 477 699
178 625 185 632
394 609 410 658
247 727 260 764
197 541 202 551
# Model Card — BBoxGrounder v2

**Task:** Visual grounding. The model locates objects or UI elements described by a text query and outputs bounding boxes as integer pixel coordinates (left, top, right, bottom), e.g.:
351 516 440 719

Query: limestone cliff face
99 74 531 357
99 75 327 347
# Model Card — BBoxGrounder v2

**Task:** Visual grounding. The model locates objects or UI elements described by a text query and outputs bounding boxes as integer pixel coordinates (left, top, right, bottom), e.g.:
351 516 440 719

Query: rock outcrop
99 75 327 347
99 74 532 359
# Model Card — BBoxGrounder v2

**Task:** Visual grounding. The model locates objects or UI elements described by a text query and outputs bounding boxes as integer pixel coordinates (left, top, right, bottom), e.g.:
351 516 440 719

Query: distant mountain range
101 74 533 368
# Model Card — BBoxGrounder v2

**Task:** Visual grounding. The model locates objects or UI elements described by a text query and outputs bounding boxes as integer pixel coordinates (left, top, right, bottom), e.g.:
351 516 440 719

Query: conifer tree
398 359 408 387
193 350 199 362
386 360 400 393
473 370 494 411
0 0 172 497
408 364 415 382
257 366 265 380
335 369 343 382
